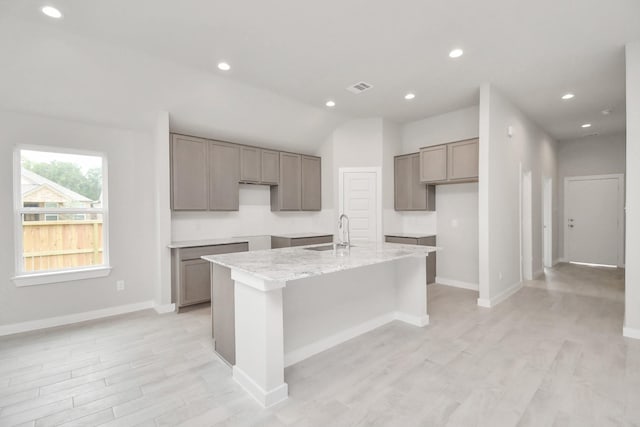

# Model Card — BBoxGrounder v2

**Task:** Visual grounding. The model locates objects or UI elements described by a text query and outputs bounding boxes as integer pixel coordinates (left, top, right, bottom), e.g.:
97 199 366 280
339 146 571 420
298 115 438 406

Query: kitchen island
203 241 437 407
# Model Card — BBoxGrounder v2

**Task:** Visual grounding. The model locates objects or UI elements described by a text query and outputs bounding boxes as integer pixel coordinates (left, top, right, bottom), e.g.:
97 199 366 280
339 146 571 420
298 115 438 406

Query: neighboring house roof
22 168 92 203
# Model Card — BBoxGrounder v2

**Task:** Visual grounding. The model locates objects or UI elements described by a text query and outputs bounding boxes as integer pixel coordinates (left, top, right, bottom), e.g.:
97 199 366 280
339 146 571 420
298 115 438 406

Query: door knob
568 218 574 222
569 224 574 228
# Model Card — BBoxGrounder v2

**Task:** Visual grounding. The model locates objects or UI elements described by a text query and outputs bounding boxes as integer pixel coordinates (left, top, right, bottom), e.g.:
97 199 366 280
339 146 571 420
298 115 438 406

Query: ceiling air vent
346 81 373 94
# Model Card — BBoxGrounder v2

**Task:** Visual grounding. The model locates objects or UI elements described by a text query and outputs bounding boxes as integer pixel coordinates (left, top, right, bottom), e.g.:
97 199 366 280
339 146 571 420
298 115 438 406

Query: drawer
290 236 333 247
385 236 420 245
178 242 249 261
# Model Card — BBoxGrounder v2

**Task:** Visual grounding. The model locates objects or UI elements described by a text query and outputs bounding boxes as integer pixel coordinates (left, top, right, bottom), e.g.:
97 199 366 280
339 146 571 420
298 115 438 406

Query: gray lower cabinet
419 138 479 184
170 134 209 211
395 153 435 211
301 155 321 211
171 242 249 311
211 264 235 365
384 235 436 284
271 234 333 249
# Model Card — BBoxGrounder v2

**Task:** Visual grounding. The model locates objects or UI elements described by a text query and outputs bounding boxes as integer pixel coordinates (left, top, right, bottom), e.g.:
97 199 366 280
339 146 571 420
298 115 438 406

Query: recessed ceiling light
217 62 231 71
449 48 463 58
325 100 336 107
561 93 575 100
581 123 592 128
41 6 62 18
404 93 416 100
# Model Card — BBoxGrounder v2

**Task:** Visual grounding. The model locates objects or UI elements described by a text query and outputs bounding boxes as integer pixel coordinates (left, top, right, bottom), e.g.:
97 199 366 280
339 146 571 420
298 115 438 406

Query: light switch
451 219 459 228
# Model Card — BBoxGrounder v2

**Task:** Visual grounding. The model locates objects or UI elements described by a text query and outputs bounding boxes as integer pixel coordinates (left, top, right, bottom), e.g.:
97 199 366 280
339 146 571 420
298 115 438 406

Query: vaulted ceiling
1 0 639 141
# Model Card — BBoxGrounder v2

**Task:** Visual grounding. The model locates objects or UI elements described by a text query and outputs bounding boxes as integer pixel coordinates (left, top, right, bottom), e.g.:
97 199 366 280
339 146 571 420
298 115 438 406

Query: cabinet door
448 139 479 181
290 235 333 247
385 236 419 245
180 259 211 306
274 152 301 210
261 149 280 184
208 141 240 210
170 135 208 211
394 155 413 210
240 146 261 183
301 155 321 211
419 145 448 183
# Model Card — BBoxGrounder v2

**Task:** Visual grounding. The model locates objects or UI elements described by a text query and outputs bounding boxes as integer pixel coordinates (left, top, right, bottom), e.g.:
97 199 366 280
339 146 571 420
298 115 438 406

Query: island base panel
233 283 287 408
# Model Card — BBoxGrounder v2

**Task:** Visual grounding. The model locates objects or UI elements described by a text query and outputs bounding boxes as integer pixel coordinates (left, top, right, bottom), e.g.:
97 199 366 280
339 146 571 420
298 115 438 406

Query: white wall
0 111 157 326
171 185 331 241
625 41 640 337
401 106 480 288
0 18 345 154
153 112 172 309
557 132 626 259
478 84 558 306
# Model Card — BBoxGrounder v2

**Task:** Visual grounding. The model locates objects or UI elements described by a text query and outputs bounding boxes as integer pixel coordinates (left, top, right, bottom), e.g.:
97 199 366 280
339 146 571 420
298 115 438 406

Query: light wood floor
0 263 638 426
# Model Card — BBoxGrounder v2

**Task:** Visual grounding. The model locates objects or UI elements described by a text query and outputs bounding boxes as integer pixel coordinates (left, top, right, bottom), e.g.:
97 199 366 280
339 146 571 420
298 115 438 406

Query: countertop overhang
203 241 437 284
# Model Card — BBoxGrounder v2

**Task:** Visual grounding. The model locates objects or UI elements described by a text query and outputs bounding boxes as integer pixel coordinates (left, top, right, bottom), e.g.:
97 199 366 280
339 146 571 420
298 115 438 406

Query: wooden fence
22 220 103 272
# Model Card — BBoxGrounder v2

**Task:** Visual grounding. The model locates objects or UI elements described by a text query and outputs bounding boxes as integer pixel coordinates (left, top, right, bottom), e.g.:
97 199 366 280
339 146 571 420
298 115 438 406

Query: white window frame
12 145 111 286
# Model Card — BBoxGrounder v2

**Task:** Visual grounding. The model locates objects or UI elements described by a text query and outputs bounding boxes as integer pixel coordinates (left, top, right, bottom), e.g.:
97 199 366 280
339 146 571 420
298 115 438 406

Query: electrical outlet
116 280 125 291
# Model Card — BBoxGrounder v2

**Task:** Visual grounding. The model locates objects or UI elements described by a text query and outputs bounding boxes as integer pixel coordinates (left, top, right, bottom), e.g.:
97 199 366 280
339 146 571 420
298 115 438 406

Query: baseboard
533 269 545 279
233 365 288 408
435 276 479 291
623 326 640 340
154 303 175 314
284 312 396 367
0 301 155 337
394 311 430 327
556 258 567 264
477 281 523 308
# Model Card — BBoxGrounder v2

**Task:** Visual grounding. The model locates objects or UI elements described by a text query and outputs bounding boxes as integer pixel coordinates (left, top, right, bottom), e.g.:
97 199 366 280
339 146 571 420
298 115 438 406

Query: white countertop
270 232 334 239
168 237 249 249
385 232 436 239
203 241 437 283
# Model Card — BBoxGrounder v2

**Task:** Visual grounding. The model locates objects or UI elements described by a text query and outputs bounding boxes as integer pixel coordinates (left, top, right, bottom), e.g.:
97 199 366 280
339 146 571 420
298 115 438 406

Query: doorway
564 174 624 267
543 177 553 268
338 168 382 242
521 169 533 281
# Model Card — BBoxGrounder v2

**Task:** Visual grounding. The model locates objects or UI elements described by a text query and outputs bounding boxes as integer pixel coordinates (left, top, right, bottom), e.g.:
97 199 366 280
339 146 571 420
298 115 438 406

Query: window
13 146 110 285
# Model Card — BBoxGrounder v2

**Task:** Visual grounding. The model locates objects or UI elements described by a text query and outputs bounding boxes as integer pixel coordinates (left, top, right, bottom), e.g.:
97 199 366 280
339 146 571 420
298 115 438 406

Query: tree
23 160 102 201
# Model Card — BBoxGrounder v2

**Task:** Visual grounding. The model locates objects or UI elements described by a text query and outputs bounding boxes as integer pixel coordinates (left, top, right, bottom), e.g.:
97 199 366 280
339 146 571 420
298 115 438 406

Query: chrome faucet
337 214 350 248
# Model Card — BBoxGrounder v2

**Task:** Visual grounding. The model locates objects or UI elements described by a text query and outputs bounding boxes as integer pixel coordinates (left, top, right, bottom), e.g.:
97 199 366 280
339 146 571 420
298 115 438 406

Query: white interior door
566 176 621 266
340 169 379 242
521 170 533 281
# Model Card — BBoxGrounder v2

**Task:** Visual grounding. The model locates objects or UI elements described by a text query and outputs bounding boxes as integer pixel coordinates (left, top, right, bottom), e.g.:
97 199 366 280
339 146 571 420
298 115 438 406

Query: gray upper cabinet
170 135 208 211
240 146 261 183
261 149 280 184
420 145 448 183
170 133 320 211
208 141 240 211
301 155 321 211
419 138 478 184
395 153 435 211
271 152 302 211
447 139 479 181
